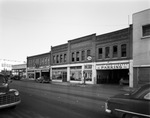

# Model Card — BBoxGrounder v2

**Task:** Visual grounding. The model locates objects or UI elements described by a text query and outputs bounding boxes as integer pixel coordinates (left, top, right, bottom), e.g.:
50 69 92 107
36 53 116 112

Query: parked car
105 83 150 118
0 74 21 109
36 76 51 83
11 75 21 80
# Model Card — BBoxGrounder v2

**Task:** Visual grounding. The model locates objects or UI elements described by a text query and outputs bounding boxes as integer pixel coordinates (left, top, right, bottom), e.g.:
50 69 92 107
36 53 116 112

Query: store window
70 67 82 81
105 47 110 58
76 51 80 61
52 68 67 80
121 44 127 57
72 52 75 62
113 45 118 58
98 48 102 59
81 50 85 61
84 70 92 81
142 24 150 37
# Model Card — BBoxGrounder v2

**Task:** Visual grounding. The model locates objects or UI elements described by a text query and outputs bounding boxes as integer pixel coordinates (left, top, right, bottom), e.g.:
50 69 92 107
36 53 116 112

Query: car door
135 90 150 117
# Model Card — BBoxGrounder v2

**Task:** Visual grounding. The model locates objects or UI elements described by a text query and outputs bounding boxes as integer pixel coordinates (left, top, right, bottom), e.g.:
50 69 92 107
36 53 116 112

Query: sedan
105 83 150 118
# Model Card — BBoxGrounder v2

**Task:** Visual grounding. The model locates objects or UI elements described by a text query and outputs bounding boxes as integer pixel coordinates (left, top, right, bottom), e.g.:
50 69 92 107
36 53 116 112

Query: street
0 80 125 118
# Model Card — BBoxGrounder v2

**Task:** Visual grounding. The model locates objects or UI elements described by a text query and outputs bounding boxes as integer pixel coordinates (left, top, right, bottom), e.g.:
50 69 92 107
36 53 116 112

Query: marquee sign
96 63 129 70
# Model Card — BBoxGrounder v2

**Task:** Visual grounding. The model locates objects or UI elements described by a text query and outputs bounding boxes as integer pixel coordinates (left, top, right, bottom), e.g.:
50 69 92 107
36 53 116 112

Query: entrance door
62 71 67 82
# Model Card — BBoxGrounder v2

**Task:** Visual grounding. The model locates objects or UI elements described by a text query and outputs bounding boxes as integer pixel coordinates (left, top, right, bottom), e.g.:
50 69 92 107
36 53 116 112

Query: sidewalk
51 81 134 92
21 78 134 92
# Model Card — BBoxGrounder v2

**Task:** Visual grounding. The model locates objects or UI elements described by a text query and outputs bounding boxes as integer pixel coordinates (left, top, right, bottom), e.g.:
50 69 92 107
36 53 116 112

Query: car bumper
105 102 111 113
0 100 21 109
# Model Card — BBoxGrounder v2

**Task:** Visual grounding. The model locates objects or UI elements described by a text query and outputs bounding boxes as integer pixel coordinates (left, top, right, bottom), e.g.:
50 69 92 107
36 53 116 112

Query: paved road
0 80 125 118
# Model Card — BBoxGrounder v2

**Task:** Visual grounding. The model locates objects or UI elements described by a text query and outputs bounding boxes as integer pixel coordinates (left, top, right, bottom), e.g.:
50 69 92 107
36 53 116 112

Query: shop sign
96 63 129 70
84 65 92 69
27 70 34 73
42 69 49 72
35 70 41 72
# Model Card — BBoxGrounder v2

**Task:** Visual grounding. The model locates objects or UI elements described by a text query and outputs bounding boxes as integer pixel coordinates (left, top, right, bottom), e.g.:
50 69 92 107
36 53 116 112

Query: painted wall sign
96 63 129 70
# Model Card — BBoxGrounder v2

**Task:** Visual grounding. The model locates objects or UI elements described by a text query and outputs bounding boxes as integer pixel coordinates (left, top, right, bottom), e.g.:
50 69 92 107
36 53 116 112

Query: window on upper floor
142 24 150 37
98 48 102 59
105 47 110 58
72 52 75 62
60 54 63 63
87 50 91 57
113 45 118 58
81 50 85 61
47 58 50 65
53 56 56 64
76 51 80 61
56 55 59 63
45 58 47 65
121 44 127 57
64 54 67 62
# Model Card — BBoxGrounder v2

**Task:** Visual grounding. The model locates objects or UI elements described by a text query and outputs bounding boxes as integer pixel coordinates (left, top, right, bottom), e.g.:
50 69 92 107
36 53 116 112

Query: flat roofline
133 8 150 16
27 52 51 58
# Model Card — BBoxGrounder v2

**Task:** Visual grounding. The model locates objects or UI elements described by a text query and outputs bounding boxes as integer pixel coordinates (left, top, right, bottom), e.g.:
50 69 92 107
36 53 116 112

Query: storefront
83 65 92 83
27 70 35 80
70 66 82 82
41 69 50 78
52 67 67 82
96 61 130 85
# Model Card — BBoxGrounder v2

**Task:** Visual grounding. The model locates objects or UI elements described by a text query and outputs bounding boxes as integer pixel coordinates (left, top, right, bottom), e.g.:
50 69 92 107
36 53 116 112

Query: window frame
98 48 103 59
142 24 150 37
113 45 118 58
105 47 110 59
121 44 127 58
76 51 80 62
72 52 75 62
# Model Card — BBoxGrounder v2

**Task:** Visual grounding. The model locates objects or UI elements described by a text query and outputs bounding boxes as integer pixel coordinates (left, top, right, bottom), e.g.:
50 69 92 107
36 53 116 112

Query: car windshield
131 84 150 97
0 75 6 83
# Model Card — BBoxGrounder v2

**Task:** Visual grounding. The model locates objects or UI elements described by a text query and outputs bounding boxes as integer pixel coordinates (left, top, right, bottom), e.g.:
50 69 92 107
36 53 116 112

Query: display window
70 66 82 81
84 70 92 81
52 68 67 80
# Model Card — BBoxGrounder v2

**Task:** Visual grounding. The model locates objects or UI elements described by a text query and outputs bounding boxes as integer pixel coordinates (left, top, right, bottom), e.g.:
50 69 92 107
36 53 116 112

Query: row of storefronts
27 59 132 87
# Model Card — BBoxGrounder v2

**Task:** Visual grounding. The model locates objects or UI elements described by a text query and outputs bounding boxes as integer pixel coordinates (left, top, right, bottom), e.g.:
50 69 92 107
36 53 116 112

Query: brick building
27 52 51 80
51 34 96 84
51 43 68 82
95 26 133 86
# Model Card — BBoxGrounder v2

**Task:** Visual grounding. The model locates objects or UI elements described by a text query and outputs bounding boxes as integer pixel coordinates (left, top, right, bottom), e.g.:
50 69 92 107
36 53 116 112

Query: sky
0 0 149 62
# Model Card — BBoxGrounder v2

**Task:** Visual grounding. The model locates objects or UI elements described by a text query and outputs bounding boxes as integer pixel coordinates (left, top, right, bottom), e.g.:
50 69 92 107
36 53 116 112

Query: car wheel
124 114 139 118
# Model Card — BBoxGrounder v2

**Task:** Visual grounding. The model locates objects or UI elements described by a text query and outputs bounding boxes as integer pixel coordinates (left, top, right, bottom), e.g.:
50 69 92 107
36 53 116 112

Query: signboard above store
96 63 129 70
84 65 92 69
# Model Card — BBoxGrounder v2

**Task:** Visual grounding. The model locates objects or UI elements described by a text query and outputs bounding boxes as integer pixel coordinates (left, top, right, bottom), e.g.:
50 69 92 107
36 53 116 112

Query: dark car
105 83 150 118
36 76 51 83
0 74 21 109
11 75 21 80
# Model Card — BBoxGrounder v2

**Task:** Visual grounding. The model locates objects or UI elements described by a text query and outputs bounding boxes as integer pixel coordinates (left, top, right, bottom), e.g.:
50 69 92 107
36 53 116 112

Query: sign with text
84 65 92 69
96 63 129 70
